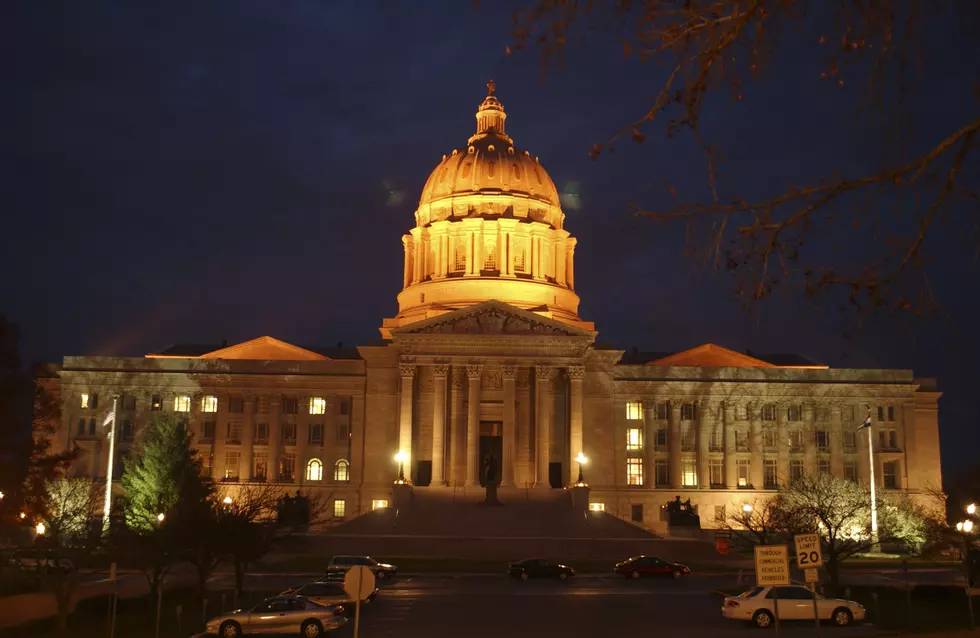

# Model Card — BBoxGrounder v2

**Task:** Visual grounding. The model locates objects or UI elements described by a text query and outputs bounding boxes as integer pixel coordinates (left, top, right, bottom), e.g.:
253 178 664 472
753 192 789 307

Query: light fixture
157 513 165 523
0 490 5 500
35 522 45 535
223 496 233 505
957 522 964 532
394 450 409 483
964 520 975 533
20 512 26 519
968 503 977 516
743 503 753 513
574 453 589 485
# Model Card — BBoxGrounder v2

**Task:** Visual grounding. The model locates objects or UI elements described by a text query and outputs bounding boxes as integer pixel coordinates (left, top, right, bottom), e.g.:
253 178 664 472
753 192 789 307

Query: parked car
204 595 346 637
326 555 397 580
721 585 866 628
8 549 74 573
508 558 575 581
614 555 690 579
280 580 379 609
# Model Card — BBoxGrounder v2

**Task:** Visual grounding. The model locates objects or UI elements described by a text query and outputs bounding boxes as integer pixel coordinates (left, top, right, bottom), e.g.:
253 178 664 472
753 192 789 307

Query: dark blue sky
2 1 977 475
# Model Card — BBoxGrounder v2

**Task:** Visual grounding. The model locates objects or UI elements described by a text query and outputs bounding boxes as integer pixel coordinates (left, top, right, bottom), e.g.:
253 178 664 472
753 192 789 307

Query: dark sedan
508 558 575 581
614 555 691 579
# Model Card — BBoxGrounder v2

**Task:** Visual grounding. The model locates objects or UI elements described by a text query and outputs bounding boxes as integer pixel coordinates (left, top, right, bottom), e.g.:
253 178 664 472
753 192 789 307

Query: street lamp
394 451 408 484
574 453 589 486
968 503 977 516
223 496 233 506
35 522 45 535
743 503 754 513
156 513 165 523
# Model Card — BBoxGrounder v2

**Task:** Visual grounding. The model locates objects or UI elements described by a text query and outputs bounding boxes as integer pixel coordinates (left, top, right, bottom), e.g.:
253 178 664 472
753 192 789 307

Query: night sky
3 2 977 475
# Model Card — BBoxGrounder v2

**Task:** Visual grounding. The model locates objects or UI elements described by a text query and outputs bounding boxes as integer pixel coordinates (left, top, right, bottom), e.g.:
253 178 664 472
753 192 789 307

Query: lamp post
860 406 879 552
35 522 45 536
156 513 165 523
394 451 408 484
743 503 753 513
223 496 233 506
575 453 589 486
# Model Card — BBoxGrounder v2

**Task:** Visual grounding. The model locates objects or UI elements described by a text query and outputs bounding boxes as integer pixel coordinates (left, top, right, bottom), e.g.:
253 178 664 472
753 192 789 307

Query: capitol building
42 83 942 534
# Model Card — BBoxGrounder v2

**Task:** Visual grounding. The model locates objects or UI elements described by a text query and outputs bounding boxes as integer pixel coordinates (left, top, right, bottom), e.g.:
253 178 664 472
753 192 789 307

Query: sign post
795 533 824 637
344 565 376 638
755 545 790 635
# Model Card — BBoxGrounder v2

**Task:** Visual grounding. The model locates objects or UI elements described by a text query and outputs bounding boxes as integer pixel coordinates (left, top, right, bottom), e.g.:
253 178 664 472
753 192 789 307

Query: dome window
488 144 495 152
508 147 514 155
451 149 458 156
468 145 475 154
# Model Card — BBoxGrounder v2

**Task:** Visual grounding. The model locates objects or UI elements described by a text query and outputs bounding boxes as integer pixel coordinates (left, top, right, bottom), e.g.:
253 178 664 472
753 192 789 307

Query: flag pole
102 396 118 532
865 406 879 552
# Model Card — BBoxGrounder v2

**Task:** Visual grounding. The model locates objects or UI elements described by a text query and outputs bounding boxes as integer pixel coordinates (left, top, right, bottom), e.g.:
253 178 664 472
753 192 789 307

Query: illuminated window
253 453 268 480
737 459 750 487
372 499 389 510
333 499 346 518
202 395 218 413
680 403 697 421
224 451 240 479
280 454 296 482
626 428 643 451
80 393 90 409
681 458 697 487
306 458 323 481
151 395 162 411
625 401 642 420
761 404 776 421
334 459 350 482
787 405 802 422
174 395 191 413
626 458 644 486
514 249 526 273
309 397 326 415
483 248 496 271
454 247 466 272
589 502 605 512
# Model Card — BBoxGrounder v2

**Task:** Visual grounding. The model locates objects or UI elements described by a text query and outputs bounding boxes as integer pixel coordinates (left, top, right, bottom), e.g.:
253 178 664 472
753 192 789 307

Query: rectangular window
790 460 804 483
655 459 669 486
151 394 163 411
202 421 216 441
735 429 749 452
589 502 605 512
654 428 667 450
737 459 750 487
334 459 350 482
790 430 803 452
714 505 726 522
229 397 244 413
309 423 323 445
174 395 191 413
883 461 899 489
333 499 346 518
227 422 242 444
841 405 855 423
455 246 468 272
680 403 697 421
282 423 297 445
842 430 857 452
88 418 95 435
204 453 214 477
372 499 389 510
844 460 858 482
122 395 136 410
763 429 777 450
761 404 776 421
888 406 895 421
710 428 723 452
787 405 802 422
681 427 695 452
202 395 218 413
309 397 327 415
710 459 724 487
224 451 240 479
654 401 669 420
280 454 296 482
89 393 99 409
878 429 898 451
627 458 644 486
625 401 643 420
336 424 350 443
681 458 697 487
815 430 830 452
764 460 778 488
254 453 268 480
255 423 269 444
339 399 349 415
818 459 831 475
80 393 90 409
282 397 298 414
120 420 134 441
626 427 643 451
77 418 85 435
816 406 830 421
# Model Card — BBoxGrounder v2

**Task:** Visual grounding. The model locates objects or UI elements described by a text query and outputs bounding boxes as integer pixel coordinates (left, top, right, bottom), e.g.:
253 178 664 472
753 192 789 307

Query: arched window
334 459 350 483
306 458 323 482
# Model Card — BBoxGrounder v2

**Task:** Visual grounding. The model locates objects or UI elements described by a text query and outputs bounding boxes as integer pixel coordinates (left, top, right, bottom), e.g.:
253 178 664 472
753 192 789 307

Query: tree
21 383 77 522
722 494 800 549
505 1 979 318
218 484 281 602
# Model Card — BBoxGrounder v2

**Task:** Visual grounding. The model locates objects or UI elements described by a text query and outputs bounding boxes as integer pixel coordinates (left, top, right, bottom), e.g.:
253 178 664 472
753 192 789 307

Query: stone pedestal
481 480 503 506
392 482 414 512
570 485 590 513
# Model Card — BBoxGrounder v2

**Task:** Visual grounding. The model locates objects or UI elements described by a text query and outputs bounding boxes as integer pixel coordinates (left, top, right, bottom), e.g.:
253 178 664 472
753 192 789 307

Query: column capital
432 363 450 378
466 364 484 379
451 368 467 389
502 364 518 379
567 365 585 380
534 365 551 378
398 363 417 377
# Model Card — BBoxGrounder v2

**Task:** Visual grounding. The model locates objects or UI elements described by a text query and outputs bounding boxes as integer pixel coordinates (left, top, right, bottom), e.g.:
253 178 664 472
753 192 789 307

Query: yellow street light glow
968 503 977 516
743 504 753 513
157 513 165 522
575 452 588 465
957 522 964 532
964 520 975 533
0 490 5 500
35 522 45 535
223 496 233 505
20 512 26 519
394 451 409 463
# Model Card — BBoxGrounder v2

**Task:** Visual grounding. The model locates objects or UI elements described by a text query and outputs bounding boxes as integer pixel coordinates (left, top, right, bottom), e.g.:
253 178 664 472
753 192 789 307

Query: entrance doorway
549 462 563 488
479 422 502 487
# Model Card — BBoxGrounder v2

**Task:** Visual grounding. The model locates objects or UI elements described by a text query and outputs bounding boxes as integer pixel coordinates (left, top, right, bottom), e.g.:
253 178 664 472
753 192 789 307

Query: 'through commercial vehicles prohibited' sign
754 545 791 586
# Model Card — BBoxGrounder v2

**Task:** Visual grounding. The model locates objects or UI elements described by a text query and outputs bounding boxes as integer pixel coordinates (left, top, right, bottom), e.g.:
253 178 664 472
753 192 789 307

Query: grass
0 587 279 638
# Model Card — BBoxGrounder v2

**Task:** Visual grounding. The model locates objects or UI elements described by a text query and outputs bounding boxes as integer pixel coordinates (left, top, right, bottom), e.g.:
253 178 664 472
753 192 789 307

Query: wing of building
39 83 942 534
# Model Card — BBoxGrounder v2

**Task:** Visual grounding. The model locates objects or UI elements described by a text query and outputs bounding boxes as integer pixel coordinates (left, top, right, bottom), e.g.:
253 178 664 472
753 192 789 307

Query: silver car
204 595 346 637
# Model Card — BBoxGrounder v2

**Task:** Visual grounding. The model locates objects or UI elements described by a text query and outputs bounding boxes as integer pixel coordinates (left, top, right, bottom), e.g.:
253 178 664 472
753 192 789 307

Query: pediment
200 336 328 361
647 344 774 368
390 300 593 338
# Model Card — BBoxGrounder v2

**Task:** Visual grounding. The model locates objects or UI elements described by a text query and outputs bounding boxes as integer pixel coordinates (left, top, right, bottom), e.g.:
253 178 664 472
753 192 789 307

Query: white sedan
722 585 866 629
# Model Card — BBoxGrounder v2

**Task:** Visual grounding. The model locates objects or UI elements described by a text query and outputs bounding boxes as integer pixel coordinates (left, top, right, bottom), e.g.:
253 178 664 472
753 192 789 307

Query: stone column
643 404 657 488
431 364 448 486
803 404 817 476
296 410 309 485
830 405 844 476
398 363 416 475
465 364 483 487
566 238 577 290
748 403 764 489
697 404 712 489
535 366 552 487
777 404 790 486
567 365 585 483
242 396 255 480
402 235 413 288
449 368 466 485
269 398 281 482
502 365 518 487
212 395 228 481
668 401 682 488
724 404 738 489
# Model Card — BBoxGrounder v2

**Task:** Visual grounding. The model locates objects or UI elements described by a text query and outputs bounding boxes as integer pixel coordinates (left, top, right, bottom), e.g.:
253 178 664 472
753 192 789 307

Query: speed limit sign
794 533 824 568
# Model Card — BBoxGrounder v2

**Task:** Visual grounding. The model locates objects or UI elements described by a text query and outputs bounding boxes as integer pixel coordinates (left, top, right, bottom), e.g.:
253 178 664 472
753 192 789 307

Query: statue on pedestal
482 453 502 506
665 495 701 528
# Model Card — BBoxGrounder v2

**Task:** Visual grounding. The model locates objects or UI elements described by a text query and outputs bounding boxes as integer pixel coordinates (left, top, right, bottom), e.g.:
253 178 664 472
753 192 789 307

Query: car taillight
726 600 739 607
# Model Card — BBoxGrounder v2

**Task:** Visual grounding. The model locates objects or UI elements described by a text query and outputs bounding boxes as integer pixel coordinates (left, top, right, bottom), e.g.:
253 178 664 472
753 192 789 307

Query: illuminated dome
381 82 593 338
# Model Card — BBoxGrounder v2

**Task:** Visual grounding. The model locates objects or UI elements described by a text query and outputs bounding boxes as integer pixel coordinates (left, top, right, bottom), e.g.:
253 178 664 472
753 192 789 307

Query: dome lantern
471 80 511 143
